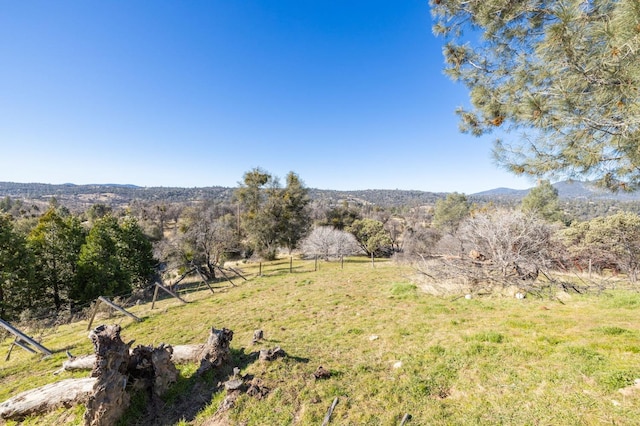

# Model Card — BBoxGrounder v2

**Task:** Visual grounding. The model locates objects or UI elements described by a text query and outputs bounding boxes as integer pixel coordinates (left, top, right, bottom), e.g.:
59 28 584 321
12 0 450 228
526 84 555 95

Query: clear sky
0 1 535 194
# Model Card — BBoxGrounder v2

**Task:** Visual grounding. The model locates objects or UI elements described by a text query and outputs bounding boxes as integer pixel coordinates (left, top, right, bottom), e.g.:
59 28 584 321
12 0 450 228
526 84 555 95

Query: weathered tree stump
128 343 178 396
246 377 269 399
54 343 207 374
195 327 233 375
313 365 331 380
252 329 264 345
53 331 235 376
259 346 285 361
84 324 132 426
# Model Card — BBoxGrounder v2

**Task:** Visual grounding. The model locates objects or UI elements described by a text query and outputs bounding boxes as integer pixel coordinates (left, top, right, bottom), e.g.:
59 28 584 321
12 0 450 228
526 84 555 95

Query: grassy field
1 257 640 425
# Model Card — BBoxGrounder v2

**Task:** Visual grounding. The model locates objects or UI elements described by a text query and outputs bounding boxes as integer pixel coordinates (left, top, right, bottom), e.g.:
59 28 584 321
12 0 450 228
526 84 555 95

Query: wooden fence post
151 283 160 309
290 257 293 273
195 269 216 294
87 297 141 330
152 282 188 306
87 301 101 330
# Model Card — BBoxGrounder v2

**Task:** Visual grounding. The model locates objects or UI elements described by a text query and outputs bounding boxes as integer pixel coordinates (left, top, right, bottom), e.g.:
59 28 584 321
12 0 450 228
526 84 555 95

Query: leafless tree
416 209 559 294
384 217 405 252
156 203 238 281
394 226 441 263
458 209 556 279
300 227 362 260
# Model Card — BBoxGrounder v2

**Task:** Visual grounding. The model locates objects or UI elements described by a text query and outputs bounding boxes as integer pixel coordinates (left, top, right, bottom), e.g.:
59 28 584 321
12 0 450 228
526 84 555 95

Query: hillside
1 259 640 425
0 182 446 210
473 180 640 201
4 181 640 222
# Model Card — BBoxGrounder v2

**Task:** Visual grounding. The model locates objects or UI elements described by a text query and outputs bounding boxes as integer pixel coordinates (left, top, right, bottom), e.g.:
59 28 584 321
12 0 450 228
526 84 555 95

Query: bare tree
156 203 238 281
416 209 559 295
458 209 556 280
394 226 441 263
300 227 362 261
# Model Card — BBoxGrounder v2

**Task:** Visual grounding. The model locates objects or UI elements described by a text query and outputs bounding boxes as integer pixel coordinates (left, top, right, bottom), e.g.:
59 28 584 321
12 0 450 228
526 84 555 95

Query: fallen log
171 344 203 364
54 343 222 375
0 378 96 421
54 354 96 375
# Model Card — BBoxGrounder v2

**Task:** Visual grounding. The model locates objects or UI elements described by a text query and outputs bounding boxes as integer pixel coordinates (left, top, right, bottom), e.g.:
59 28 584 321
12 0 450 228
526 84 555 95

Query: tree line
5 169 640 321
0 208 155 320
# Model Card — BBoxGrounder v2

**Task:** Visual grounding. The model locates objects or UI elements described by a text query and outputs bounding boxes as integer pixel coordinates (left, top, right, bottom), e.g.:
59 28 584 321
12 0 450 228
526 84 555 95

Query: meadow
1 258 640 425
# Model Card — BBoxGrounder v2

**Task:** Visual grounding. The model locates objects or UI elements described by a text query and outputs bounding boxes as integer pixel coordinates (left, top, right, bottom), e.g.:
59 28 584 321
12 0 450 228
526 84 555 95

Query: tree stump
252 329 264 345
84 324 132 426
54 343 208 374
313 366 331 380
128 343 178 397
259 346 285 362
196 327 233 375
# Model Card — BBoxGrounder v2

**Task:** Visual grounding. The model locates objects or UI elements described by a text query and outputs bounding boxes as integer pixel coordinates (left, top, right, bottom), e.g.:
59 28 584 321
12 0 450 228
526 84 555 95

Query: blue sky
0 1 534 193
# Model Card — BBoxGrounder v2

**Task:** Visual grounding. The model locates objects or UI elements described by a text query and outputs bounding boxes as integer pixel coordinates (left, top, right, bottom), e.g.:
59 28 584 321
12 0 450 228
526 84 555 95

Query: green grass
2 257 640 425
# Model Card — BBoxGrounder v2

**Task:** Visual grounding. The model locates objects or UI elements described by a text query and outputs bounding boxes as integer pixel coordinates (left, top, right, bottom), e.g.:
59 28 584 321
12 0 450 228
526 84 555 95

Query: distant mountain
3 180 640 212
471 187 529 198
0 182 445 209
308 188 445 207
473 180 640 201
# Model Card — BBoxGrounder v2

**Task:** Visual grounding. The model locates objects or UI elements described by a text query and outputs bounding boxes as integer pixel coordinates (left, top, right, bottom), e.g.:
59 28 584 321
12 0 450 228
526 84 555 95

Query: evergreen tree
0 214 35 319
431 0 640 189
433 193 470 234
347 218 392 257
235 168 271 223
27 208 86 310
321 203 362 230
279 172 312 253
117 216 156 289
235 168 312 260
521 180 567 224
75 216 128 304
75 215 155 303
